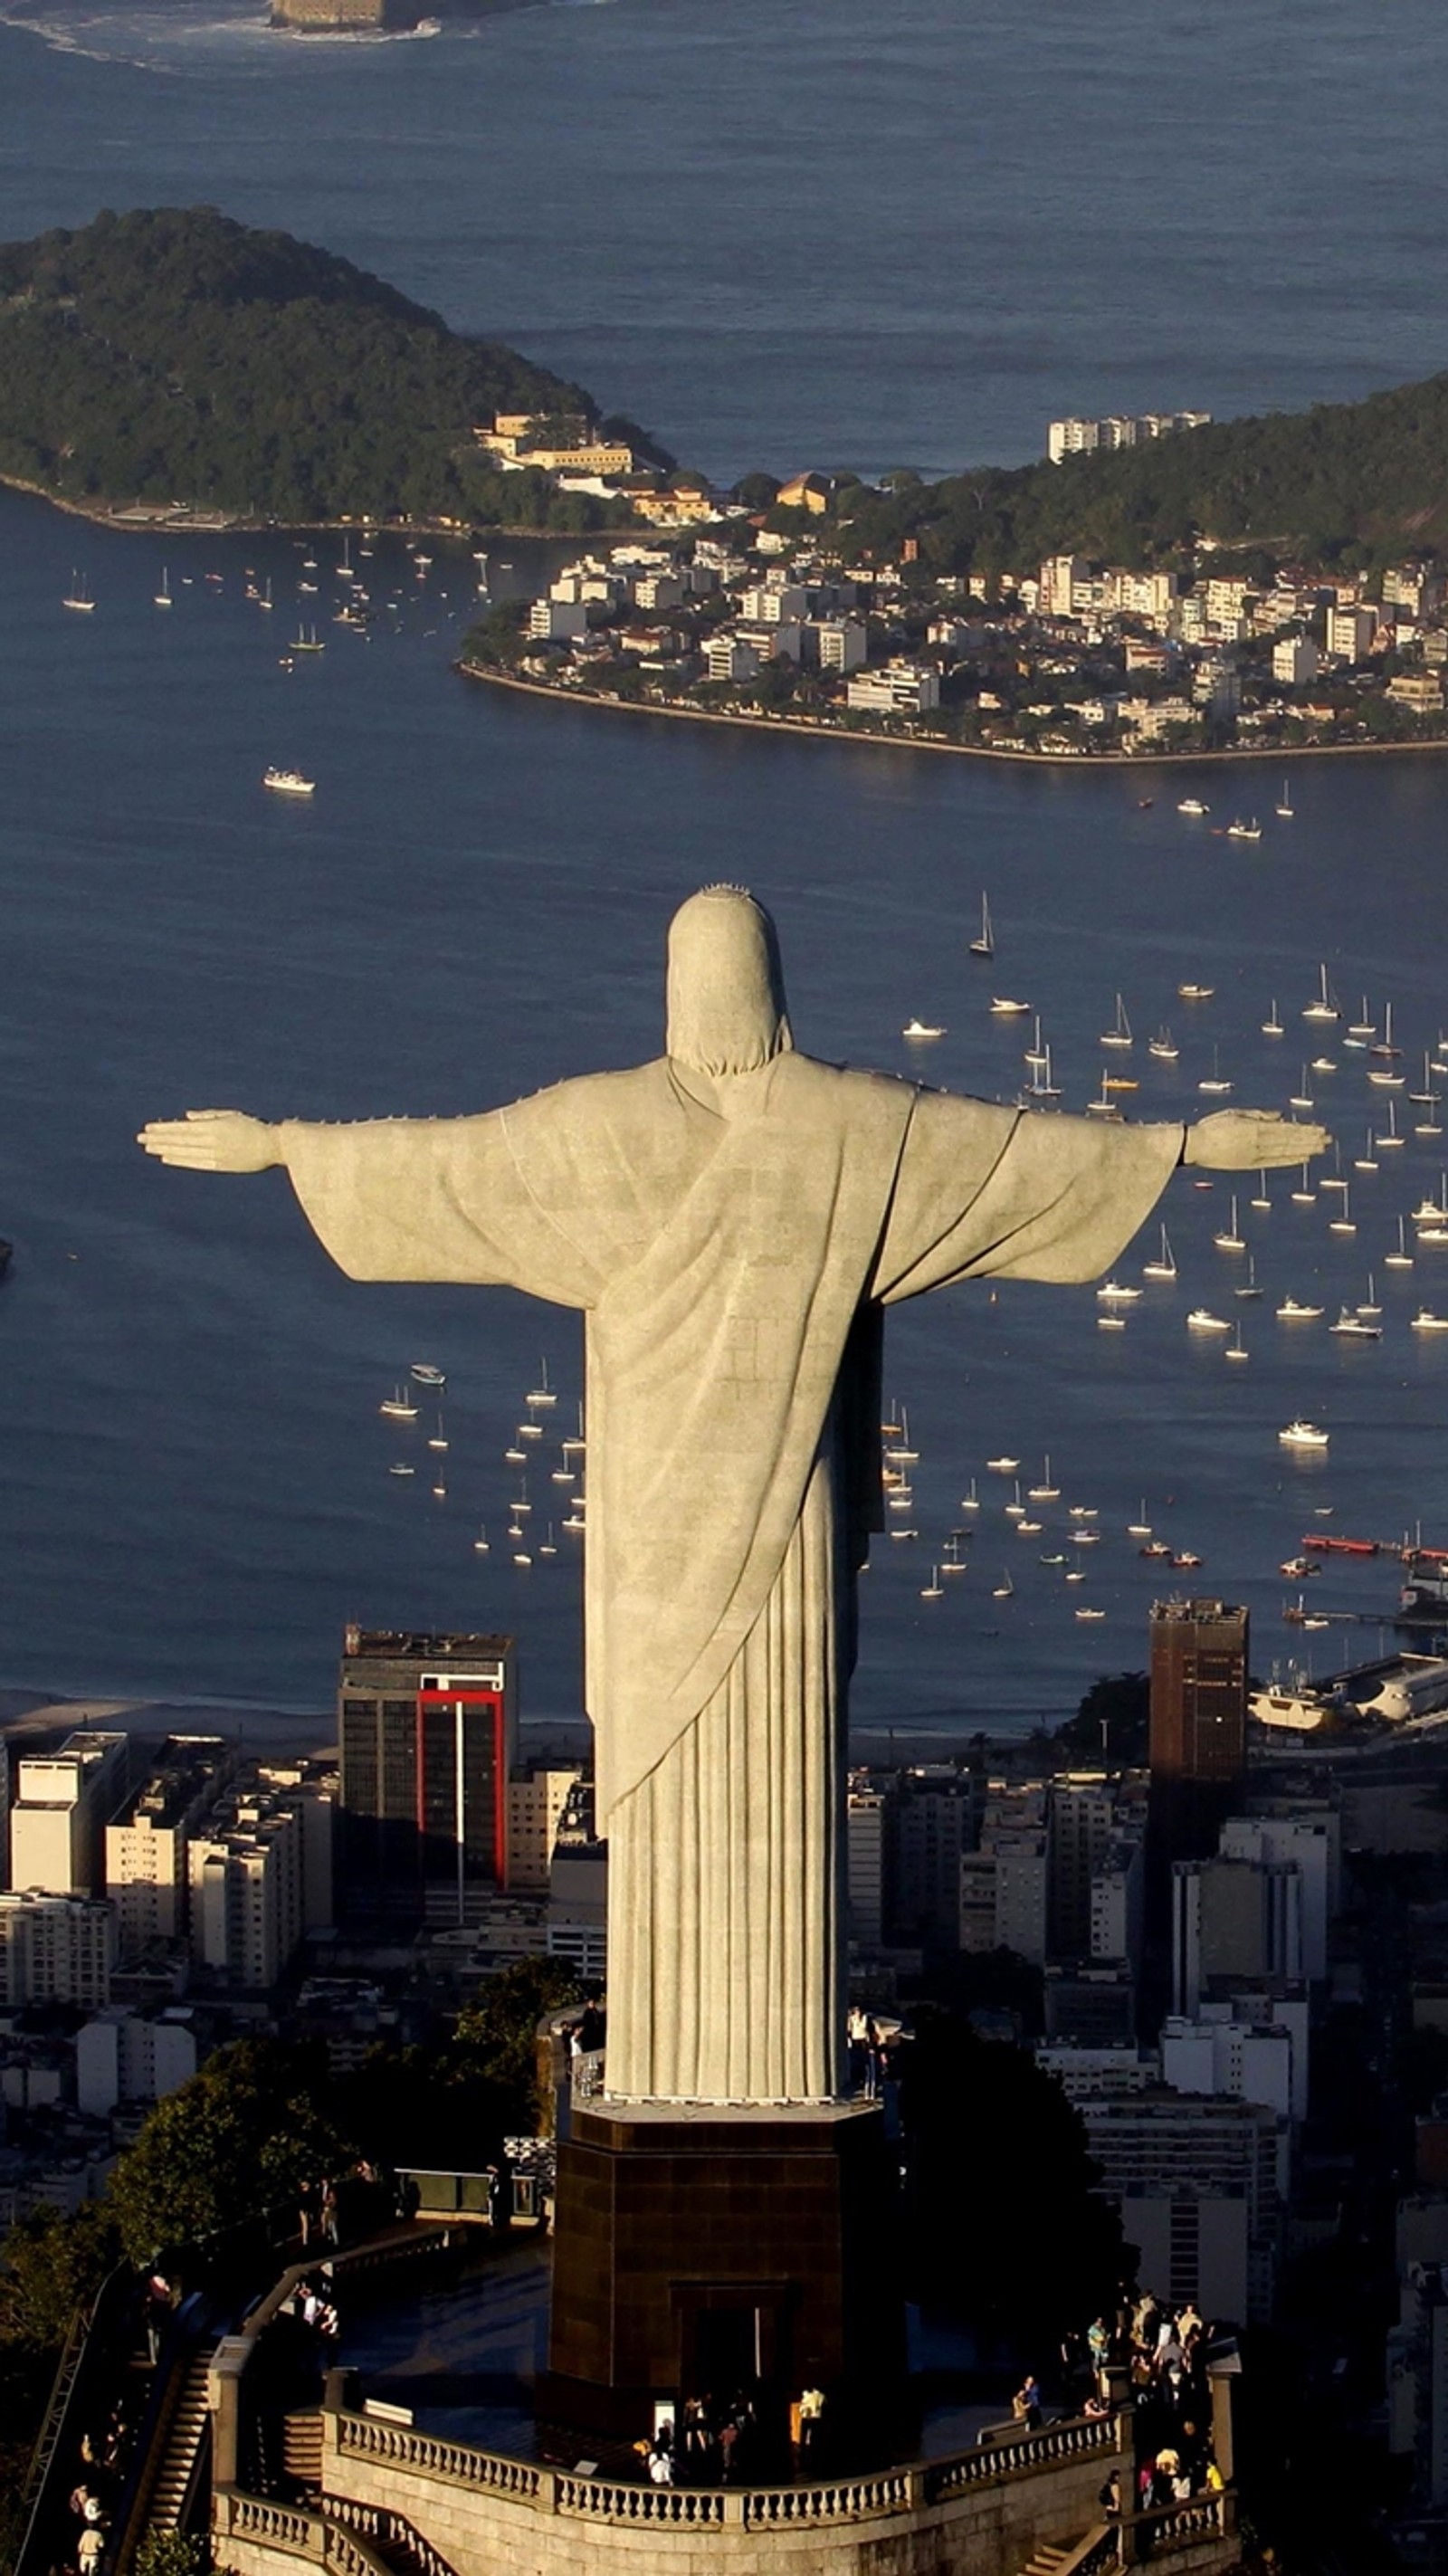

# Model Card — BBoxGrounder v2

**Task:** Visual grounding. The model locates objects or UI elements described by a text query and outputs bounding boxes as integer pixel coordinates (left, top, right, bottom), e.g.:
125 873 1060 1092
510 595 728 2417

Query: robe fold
281 1062 1182 2103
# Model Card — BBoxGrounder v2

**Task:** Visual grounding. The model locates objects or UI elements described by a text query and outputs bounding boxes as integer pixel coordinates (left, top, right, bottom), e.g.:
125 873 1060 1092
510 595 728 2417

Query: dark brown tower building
1148 1595 1248 1871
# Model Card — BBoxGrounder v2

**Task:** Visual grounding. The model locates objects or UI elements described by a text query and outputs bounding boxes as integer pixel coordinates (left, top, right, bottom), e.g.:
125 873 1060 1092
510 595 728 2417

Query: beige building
11 1732 129 1896
189 1780 306 1990
506 1765 583 1894
0 1891 114 2008
105 1735 234 1953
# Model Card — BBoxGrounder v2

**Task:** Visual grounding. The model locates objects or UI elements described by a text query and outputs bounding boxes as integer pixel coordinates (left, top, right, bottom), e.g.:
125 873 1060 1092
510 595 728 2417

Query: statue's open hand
137 1110 280 1173
1185 1111 1331 1171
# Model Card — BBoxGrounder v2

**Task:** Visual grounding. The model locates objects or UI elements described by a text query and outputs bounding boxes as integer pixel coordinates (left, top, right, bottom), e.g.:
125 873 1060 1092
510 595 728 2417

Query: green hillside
0 205 633 528
824 375 1448 576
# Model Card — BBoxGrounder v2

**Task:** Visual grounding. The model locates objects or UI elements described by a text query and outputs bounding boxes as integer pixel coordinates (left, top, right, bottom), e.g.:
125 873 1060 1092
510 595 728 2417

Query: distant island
11 206 1448 764
0 206 673 535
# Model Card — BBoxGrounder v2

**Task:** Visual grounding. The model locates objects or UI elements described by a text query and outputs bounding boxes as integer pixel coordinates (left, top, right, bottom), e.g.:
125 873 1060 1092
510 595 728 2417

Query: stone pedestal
542 2098 906 2454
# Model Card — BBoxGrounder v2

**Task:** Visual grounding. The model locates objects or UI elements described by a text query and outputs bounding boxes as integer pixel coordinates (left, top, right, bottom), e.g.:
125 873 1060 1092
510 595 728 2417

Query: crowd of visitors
1051 2288 1229 2521
636 2380 822 2486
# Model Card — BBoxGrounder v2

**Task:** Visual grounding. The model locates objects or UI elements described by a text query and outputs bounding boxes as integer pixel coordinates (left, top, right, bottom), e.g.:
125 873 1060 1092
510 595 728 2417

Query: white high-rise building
0 1891 114 2008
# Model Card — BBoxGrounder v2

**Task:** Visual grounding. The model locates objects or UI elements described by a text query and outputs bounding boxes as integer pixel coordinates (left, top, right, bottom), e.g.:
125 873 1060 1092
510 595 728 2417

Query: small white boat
1329 1308 1379 1339
1358 1274 1383 1318
387 1461 415 1477
472 1523 491 1553
1177 797 1210 816
1186 1308 1231 1332
410 1361 446 1388
1291 1161 1318 1204
960 1479 981 1511
1100 993 1133 1050
1412 1309 1448 1333
969 894 995 959
1213 1195 1245 1253
1097 1312 1128 1331
1386 1216 1415 1271
1225 816 1262 841
1348 996 1377 1040
1142 1226 1176 1282
155 567 173 608
1074 1604 1106 1620
1096 1278 1142 1302
264 767 316 797
62 572 95 613
1276 1296 1324 1321
985 1454 1019 1473
991 1570 1015 1599
1371 1002 1403 1061
1235 1257 1263 1300
1177 981 1215 1001
1198 1047 1233 1096
528 1360 559 1407
379 1385 418 1419
1027 1456 1061 1501
1148 1026 1179 1062
1289 1067 1315 1111
1303 963 1339 1024
1275 780 1294 818
902 1016 946 1041
919 1567 944 1599
1225 1323 1249 1363
1280 1419 1329 1448
1377 1100 1406 1150
1262 998 1284 1037
989 996 1031 1016
1024 1015 1048 1068
1327 1193 1357 1237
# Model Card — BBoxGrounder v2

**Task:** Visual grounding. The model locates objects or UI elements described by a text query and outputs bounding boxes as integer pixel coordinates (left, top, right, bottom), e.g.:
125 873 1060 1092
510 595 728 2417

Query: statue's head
666 886 794 1075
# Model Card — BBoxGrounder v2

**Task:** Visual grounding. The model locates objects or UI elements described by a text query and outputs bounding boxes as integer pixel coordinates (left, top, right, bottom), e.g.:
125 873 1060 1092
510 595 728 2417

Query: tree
898 2011 1124 2361
449 1958 582 2132
1055 1670 1149 1763
108 2039 350 2266
0 2200 119 2349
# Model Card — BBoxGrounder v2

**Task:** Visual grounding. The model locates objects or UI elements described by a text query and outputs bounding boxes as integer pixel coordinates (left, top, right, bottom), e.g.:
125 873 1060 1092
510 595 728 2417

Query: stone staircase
145 2351 214 2531
281 2409 324 2493
1019 2546 1075 2576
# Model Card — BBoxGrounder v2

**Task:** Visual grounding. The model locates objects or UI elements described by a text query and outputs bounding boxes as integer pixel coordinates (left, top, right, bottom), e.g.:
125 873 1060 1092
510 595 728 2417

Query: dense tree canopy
828 377 1448 576
0 205 617 526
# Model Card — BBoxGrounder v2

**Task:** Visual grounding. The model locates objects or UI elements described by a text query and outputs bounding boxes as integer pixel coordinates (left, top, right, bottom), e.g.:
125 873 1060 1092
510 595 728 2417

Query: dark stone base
542 2099 907 2457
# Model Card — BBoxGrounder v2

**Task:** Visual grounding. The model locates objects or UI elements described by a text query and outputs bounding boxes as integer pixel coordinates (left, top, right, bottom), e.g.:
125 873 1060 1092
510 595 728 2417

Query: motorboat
1276 1296 1324 1321
902 1017 946 1040
1411 1310 1448 1333
1177 797 1210 816
1186 1309 1231 1332
263 767 316 796
411 1361 446 1388
1280 1420 1330 1448
985 1455 1019 1473
1329 1308 1379 1339
1225 817 1262 841
1177 981 1215 1001
990 996 1031 1016
1097 1278 1142 1302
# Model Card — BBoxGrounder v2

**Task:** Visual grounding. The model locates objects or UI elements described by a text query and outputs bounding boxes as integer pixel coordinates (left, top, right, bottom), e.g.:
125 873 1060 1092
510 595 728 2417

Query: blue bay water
3 0 1448 1728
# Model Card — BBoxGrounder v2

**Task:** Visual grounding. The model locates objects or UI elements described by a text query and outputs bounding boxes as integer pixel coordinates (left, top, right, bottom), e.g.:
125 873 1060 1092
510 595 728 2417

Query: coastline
457 658 1448 770
0 467 635 546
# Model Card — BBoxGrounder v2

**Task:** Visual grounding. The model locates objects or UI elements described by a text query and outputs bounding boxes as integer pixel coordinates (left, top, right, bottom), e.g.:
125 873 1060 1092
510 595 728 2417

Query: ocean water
3 0 1448 1729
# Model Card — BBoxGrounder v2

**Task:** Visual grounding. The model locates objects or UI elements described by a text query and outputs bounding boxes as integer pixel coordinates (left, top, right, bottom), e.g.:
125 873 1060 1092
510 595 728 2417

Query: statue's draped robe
281 1058 1181 2102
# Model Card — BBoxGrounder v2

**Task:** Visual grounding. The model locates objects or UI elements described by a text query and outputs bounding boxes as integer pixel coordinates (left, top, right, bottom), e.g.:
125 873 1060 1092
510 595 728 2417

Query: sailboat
1289 1162 1317 1205
291 625 326 654
1024 1015 1048 1069
1027 1044 1061 1100
1262 997 1284 1037
1354 1124 1380 1175
968 894 995 959
1275 778 1294 818
528 1359 558 1407
1148 1026 1179 1062
1376 1097 1405 1150
1371 1003 1403 1061
1348 996 1377 1040
1289 1065 1315 1111
1358 1272 1383 1319
1213 1195 1245 1252
919 1566 944 1600
1224 1322 1249 1363
1100 993 1133 1049
1027 1455 1061 1501
886 1407 919 1465
1327 1189 1357 1237
1197 1046 1233 1096
257 577 273 611
991 1569 1015 1599
62 571 95 613
1250 1168 1272 1212
379 1383 418 1420
1142 1225 1176 1281
1386 1216 1415 1271
1303 963 1338 1024
154 567 173 608
472 1523 491 1553
1235 1256 1263 1299
1126 1500 1153 1537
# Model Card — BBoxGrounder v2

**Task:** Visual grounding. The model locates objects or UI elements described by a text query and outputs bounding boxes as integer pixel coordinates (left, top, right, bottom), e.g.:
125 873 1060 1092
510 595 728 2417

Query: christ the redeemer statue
140 886 1326 2108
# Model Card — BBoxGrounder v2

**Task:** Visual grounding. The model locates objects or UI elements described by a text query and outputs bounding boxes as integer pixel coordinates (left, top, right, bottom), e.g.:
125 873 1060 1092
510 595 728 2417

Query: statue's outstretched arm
138 1110 281 1172
1184 1111 1331 1171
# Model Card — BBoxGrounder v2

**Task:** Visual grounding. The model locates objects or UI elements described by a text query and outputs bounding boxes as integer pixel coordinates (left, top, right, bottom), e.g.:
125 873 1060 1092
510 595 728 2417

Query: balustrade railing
329 2403 1124 2531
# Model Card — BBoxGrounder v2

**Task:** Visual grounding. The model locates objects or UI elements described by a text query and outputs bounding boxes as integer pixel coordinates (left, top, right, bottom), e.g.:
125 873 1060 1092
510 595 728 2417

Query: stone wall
270 0 419 32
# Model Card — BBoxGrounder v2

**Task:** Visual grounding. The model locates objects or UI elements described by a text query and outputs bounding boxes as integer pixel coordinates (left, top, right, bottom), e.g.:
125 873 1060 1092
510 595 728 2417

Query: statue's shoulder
776 1052 918 1135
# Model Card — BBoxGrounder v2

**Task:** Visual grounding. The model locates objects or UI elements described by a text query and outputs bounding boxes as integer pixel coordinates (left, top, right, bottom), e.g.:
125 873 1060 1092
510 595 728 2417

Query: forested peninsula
0 205 662 531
